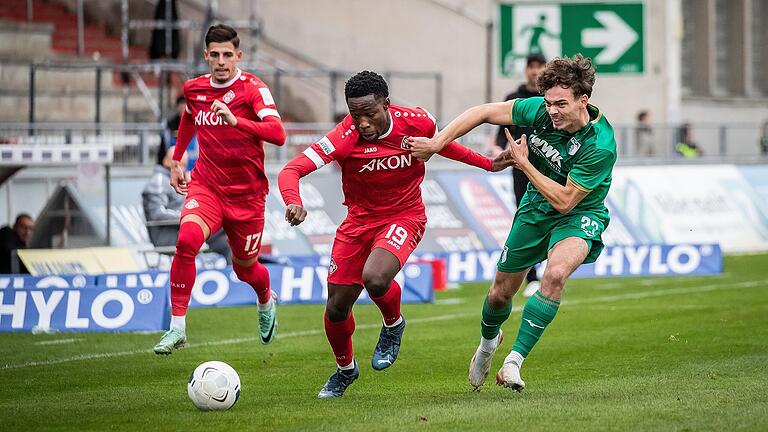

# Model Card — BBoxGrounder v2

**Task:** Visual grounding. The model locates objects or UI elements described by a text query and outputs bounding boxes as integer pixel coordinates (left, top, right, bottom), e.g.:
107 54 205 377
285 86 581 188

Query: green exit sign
499 2 644 75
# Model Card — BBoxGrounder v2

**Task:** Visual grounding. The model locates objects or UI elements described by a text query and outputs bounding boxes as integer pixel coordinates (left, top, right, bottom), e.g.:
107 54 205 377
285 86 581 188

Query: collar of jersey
209 68 242 88
378 110 394 139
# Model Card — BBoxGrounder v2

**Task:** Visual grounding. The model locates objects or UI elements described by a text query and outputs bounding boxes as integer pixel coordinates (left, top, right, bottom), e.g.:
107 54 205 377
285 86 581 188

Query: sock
479 333 500 353
324 312 355 367
170 315 186 333
170 223 205 316
481 295 512 340
371 280 402 326
511 291 560 357
233 261 272 304
505 350 525 368
338 361 356 371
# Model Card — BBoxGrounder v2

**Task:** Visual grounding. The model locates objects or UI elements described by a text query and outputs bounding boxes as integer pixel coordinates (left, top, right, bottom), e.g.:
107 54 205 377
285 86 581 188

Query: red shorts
328 214 426 286
180 180 266 261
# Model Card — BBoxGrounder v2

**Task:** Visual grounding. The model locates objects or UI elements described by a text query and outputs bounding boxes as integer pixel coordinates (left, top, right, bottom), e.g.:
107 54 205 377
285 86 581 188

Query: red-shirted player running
278 71 512 397
153 24 286 355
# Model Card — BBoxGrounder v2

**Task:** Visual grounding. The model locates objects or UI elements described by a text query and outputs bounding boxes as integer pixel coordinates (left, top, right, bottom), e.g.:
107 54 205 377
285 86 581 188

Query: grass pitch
1 254 767 431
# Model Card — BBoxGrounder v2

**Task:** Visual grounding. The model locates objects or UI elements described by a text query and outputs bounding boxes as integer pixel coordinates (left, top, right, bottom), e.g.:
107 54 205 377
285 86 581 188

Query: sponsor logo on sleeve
259 87 275 106
317 136 336 155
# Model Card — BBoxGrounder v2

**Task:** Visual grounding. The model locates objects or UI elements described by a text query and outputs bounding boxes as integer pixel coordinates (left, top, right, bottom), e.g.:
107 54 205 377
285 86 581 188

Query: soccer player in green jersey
408 55 617 391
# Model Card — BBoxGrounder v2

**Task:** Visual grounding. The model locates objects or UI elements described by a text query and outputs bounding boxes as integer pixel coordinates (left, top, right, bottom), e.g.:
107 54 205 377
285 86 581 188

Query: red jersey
279 104 492 219
179 68 285 200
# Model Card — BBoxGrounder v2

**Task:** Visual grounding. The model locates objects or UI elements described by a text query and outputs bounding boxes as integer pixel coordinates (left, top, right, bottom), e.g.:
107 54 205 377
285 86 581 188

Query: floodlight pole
105 164 111 246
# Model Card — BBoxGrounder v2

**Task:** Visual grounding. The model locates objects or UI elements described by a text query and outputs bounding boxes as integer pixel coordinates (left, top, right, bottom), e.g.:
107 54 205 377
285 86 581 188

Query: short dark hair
344 71 389 100
537 54 596 98
14 213 32 226
526 53 546 67
205 24 239 48
637 110 649 121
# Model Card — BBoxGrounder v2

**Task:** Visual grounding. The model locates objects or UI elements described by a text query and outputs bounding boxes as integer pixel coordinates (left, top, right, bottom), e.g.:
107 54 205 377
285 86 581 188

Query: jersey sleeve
301 116 357 169
511 96 545 128
567 148 616 192
250 82 281 121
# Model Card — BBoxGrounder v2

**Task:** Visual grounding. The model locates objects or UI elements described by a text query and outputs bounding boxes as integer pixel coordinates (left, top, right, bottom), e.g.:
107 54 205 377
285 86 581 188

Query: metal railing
2 122 766 169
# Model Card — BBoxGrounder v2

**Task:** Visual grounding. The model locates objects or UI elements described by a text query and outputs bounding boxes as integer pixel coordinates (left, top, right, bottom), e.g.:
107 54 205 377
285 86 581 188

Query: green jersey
510 96 617 214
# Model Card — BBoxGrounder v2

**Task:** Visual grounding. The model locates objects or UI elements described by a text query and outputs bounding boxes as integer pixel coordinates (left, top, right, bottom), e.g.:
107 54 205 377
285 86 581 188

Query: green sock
511 291 560 357
480 296 512 340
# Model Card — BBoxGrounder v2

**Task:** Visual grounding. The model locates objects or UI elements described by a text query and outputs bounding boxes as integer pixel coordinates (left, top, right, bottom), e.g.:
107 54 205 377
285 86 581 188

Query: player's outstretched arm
437 141 495 171
277 153 322 226
408 101 515 161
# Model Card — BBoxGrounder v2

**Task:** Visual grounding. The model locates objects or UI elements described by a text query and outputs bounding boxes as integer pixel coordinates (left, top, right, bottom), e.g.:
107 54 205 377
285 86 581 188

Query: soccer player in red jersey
153 24 286 354
278 71 512 397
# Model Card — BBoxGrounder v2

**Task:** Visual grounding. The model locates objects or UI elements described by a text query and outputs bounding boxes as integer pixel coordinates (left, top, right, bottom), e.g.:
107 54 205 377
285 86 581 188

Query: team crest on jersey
185 199 200 210
401 136 411 150
329 258 338 275
568 138 581 156
223 90 236 104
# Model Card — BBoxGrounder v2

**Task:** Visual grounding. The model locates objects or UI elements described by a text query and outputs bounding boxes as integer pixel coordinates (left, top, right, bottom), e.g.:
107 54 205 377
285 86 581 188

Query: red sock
371 280 402 326
233 261 272 304
324 312 355 367
170 223 205 316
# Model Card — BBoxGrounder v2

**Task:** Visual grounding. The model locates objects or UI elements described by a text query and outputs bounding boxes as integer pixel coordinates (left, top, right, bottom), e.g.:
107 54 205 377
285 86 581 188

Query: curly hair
344 71 389 100
537 54 596 98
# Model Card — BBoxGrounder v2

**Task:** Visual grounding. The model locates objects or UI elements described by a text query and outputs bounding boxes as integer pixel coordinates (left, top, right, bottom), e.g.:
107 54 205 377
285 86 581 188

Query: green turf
1 254 767 431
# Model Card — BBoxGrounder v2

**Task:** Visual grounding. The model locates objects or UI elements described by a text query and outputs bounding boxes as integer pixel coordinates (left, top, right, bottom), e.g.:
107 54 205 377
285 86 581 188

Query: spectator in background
635 110 654 156
143 146 231 262
0 213 34 274
676 122 703 157
159 96 198 170
494 53 546 297
760 120 768 156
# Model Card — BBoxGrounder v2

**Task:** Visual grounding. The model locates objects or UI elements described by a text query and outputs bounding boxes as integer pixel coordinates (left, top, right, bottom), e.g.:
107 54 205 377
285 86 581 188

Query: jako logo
359 154 413 172
530 135 563 169
194 110 227 126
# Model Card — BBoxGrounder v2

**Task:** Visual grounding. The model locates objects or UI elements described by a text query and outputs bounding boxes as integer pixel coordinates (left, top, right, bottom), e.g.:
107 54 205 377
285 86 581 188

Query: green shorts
497 194 610 273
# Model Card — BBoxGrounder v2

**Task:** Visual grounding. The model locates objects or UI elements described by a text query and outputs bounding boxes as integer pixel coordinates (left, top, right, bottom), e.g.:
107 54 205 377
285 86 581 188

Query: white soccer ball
187 361 241 411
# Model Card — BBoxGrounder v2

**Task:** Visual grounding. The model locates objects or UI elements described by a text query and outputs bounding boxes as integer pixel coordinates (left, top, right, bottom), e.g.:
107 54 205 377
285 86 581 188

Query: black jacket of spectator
0 225 28 274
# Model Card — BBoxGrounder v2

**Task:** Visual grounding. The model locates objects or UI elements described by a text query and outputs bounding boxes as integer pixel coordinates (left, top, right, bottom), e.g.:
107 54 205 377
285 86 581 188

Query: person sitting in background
142 146 231 262
0 213 34 274
676 122 703 158
634 110 654 156
760 120 768 156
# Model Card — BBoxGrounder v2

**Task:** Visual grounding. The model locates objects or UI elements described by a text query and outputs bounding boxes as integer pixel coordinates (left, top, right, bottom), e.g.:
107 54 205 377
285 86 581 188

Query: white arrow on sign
582 11 638 64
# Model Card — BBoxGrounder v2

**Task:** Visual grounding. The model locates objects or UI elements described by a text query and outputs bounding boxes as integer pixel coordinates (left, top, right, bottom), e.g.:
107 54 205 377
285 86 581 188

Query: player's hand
406 136 441 162
284 204 307 226
505 129 530 168
170 160 191 195
211 100 237 126
490 148 514 172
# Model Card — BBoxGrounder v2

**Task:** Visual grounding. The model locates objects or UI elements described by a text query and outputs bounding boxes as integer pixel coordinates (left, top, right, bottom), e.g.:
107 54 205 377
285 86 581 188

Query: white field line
3 279 765 370
34 338 82 346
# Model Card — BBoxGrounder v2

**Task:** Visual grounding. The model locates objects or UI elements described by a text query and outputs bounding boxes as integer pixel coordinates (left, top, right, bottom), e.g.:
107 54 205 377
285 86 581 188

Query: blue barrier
0 285 168 333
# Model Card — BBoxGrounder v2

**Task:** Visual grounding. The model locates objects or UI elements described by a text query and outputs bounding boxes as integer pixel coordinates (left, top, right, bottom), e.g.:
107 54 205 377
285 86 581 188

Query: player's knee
175 224 205 258
325 300 352 322
362 271 390 297
541 266 568 289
